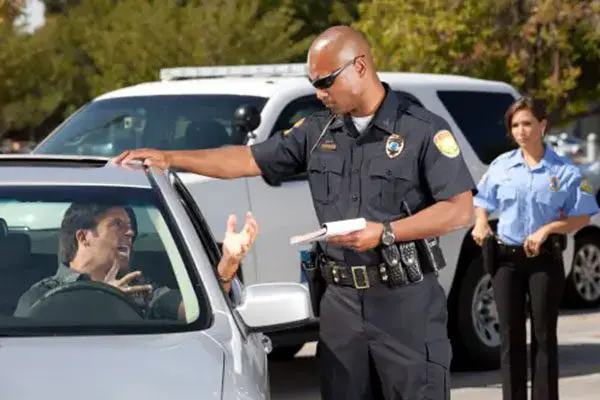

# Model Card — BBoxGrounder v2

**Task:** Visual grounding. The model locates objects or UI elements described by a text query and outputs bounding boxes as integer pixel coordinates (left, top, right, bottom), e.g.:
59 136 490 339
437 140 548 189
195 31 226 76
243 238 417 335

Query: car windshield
34 95 268 157
0 185 206 334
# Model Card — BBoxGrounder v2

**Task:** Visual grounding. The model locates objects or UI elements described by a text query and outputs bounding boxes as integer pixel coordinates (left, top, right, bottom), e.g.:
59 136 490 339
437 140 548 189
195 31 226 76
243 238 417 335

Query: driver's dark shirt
13 264 182 319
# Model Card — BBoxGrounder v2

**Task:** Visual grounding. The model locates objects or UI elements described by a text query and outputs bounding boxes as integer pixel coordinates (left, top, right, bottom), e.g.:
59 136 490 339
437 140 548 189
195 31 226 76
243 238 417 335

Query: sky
15 0 45 33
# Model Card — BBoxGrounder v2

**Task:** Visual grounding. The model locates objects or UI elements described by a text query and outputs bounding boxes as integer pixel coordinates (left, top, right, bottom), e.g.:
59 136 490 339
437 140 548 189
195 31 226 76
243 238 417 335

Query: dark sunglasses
308 56 362 90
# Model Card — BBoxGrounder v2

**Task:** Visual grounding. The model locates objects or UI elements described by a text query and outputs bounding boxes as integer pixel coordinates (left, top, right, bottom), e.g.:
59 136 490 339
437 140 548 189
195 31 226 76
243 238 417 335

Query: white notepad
290 218 367 245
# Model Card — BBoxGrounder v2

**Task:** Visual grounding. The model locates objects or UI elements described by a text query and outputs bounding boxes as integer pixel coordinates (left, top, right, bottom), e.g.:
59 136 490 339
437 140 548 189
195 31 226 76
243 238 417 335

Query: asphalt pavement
269 309 600 399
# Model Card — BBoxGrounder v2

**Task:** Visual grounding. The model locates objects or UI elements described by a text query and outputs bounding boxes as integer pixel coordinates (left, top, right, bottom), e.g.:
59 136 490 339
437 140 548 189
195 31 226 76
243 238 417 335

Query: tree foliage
0 0 598 140
0 0 312 139
355 0 600 124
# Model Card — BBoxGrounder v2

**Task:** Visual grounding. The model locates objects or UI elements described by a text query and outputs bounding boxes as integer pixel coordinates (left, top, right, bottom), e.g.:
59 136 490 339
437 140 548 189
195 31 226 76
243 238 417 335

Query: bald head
307 25 375 71
306 25 384 117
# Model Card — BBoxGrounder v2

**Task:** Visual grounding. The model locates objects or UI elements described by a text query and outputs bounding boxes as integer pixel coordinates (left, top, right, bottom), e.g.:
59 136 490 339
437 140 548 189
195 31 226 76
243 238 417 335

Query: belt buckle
351 266 370 289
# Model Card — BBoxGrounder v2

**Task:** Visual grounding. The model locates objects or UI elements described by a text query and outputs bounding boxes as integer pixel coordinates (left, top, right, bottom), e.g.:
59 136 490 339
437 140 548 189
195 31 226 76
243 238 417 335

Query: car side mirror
235 105 261 144
235 283 312 333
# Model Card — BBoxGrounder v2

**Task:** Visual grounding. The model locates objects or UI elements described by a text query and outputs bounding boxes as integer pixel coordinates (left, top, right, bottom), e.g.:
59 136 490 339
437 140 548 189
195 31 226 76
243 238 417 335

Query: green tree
354 0 600 124
1 0 313 140
0 17 83 139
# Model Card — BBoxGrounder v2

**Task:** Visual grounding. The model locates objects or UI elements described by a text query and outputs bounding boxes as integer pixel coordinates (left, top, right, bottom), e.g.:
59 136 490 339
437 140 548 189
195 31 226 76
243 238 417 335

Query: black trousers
317 273 451 400
492 251 565 400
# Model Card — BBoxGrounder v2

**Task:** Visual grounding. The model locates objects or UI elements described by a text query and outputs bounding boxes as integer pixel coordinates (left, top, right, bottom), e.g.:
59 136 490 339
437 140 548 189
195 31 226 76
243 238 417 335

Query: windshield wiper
67 114 130 146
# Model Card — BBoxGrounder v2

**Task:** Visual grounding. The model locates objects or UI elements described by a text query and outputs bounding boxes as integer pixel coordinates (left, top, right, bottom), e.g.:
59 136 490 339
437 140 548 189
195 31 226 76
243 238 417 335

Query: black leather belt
497 241 553 258
321 262 392 289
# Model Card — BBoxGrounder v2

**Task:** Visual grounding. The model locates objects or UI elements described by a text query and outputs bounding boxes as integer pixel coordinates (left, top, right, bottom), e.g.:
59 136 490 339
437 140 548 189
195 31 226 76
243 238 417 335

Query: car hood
0 332 224 400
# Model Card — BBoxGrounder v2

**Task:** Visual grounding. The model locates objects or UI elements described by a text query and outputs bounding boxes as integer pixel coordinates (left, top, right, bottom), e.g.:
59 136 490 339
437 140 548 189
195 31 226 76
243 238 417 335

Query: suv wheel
563 234 600 308
454 255 500 370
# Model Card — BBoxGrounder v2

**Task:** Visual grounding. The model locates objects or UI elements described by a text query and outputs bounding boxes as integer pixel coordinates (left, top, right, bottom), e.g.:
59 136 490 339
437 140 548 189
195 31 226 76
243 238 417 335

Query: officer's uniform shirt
251 83 475 266
474 145 599 245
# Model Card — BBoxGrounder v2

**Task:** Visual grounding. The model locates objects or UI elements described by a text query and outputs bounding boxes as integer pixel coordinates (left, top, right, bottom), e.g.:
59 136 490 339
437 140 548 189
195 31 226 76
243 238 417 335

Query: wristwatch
381 222 396 246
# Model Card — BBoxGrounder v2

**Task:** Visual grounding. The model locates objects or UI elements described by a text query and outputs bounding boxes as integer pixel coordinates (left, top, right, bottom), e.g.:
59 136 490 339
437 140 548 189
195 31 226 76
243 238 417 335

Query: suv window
35 95 268 157
437 91 517 164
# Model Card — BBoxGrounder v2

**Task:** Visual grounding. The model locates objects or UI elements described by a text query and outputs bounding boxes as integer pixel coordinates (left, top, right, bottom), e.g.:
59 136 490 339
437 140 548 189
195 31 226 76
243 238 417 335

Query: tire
563 233 600 308
267 344 304 361
452 255 500 370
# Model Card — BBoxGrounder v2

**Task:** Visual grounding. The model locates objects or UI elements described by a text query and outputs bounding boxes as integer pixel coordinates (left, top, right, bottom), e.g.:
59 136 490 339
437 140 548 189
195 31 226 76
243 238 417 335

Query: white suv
33 64 600 369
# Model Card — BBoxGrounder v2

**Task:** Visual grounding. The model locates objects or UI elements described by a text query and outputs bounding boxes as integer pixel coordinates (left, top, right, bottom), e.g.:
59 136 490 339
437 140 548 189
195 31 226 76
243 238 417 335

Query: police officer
472 96 599 400
114 25 476 399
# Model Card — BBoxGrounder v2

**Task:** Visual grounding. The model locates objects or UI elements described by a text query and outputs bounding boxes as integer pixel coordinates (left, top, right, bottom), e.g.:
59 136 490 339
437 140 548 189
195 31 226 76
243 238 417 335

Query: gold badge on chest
549 176 560 191
385 134 404 159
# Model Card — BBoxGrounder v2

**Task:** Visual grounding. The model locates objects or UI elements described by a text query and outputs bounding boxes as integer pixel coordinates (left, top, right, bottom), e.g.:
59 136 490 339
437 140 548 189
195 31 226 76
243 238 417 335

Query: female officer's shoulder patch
433 129 460 158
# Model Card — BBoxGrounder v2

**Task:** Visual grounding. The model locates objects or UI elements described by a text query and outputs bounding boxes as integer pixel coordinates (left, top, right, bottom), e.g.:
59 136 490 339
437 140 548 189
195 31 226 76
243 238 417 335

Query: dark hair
504 96 547 132
59 203 137 264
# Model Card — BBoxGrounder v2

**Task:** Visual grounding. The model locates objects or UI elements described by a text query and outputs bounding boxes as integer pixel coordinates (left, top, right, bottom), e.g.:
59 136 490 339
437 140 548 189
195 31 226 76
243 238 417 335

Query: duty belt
321 262 388 289
322 261 429 289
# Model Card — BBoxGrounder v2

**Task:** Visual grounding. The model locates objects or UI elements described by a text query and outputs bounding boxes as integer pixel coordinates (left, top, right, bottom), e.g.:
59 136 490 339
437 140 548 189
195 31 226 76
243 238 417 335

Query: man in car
13 202 258 320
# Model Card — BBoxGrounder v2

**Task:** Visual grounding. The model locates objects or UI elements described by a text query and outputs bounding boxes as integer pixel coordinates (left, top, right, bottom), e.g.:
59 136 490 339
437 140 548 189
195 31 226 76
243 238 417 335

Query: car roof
94 72 514 101
0 155 153 188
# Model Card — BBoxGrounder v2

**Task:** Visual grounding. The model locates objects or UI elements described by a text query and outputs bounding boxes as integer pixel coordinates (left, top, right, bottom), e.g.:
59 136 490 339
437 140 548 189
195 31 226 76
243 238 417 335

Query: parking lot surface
270 309 600 399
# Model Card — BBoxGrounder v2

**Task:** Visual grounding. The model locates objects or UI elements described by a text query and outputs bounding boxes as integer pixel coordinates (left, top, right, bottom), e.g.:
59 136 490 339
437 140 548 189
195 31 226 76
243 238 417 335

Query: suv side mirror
235 105 261 143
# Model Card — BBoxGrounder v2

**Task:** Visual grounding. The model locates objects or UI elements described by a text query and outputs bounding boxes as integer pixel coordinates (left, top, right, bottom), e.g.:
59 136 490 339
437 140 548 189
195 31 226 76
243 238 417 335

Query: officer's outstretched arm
113 145 262 179
113 115 312 182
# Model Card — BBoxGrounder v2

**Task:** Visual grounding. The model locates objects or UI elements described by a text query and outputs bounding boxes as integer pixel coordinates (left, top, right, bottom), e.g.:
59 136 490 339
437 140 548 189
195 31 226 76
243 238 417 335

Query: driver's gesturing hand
103 260 153 294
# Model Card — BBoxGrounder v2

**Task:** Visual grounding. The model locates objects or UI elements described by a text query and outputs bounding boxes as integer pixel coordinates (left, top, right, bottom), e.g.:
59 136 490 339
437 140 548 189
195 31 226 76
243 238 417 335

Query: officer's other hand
471 221 492 247
524 227 549 258
111 148 172 169
327 221 384 252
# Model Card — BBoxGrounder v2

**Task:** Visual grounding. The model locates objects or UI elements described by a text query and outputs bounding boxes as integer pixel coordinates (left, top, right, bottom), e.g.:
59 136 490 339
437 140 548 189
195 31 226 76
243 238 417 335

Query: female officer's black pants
492 247 565 400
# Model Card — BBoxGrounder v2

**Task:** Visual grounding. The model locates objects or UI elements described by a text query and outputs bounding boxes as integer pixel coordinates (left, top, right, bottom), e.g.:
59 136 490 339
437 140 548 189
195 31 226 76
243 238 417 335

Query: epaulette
402 103 452 134
37 276 62 291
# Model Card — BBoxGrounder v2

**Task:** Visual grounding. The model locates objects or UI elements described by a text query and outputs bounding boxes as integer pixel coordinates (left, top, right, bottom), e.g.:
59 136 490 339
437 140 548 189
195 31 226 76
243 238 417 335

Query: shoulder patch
283 117 305 136
433 130 460 158
580 179 593 194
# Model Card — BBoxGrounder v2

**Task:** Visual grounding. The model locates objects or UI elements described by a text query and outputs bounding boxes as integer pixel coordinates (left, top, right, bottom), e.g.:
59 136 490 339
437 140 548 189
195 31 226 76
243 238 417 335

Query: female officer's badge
580 179 593 193
549 176 560 191
433 130 460 158
385 134 404 158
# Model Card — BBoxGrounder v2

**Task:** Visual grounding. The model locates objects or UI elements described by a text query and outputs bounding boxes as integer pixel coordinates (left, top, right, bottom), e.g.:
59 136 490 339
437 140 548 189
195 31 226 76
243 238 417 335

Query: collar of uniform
507 143 555 171
371 82 402 135
327 82 402 134
55 263 91 283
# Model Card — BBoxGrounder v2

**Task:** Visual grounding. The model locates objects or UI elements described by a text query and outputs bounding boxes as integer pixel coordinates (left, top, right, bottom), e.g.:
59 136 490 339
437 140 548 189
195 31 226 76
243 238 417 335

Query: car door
169 172 269 396
246 95 327 285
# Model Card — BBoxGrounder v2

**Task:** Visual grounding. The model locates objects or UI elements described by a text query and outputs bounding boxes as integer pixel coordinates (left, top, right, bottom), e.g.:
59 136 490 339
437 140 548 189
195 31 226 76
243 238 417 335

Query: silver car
0 154 311 400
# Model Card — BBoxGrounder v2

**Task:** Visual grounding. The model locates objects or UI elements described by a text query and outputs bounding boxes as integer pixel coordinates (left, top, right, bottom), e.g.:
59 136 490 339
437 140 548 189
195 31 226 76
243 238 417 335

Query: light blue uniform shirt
474 145 599 245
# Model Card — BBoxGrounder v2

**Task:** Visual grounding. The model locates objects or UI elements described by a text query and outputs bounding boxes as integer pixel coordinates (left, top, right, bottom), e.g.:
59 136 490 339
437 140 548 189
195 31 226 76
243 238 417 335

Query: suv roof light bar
159 63 308 81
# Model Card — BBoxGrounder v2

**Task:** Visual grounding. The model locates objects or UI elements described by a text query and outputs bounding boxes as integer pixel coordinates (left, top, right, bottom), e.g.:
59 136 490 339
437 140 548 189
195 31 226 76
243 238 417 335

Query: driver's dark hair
59 203 137 264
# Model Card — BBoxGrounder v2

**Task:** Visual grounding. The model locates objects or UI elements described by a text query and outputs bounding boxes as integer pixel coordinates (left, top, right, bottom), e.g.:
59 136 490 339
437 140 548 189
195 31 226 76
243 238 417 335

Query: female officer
471 96 599 400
